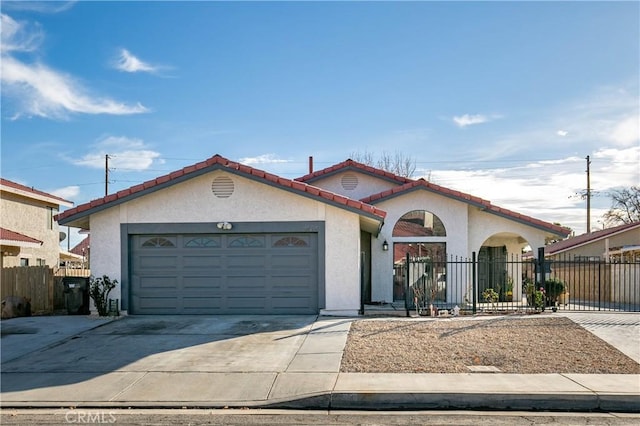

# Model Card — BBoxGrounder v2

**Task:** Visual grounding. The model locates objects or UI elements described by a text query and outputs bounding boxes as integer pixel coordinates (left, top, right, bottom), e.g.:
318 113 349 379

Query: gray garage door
130 233 318 314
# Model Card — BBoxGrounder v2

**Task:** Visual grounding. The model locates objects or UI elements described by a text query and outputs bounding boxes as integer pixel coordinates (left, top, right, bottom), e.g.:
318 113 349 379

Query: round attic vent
341 174 358 190
211 176 234 198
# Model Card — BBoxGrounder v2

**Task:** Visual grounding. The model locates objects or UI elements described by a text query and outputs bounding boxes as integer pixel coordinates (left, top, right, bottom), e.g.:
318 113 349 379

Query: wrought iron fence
400 251 640 316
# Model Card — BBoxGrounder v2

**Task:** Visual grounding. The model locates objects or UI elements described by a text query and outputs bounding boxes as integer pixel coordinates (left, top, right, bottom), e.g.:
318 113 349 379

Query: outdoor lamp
382 240 389 251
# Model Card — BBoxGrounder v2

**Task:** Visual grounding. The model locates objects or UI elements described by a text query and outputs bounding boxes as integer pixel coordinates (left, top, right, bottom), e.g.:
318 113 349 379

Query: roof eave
57 162 387 228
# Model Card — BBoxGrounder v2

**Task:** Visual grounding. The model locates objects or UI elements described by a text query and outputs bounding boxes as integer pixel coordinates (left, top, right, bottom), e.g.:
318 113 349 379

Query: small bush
482 288 499 305
89 275 117 316
544 278 565 306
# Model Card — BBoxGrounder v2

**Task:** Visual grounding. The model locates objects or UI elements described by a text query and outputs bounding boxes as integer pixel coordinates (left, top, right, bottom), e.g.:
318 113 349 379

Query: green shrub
482 288 499 305
544 278 565 306
89 275 117 316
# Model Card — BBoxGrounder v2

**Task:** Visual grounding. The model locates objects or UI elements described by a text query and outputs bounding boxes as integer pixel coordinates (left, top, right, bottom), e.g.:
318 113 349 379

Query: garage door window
228 236 265 248
184 236 221 248
141 237 176 248
273 236 309 247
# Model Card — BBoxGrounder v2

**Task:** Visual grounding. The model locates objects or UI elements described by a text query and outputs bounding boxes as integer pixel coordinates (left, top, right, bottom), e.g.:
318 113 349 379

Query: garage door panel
182 276 223 289
137 276 179 288
130 232 318 314
226 255 265 268
137 296 180 310
182 297 223 309
183 255 223 268
271 254 313 268
272 276 314 288
271 297 313 308
138 255 178 269
226 276 266 289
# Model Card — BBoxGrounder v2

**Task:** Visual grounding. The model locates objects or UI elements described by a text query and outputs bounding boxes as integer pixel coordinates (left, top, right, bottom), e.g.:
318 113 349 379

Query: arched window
141 237 176 248
392 210 446 237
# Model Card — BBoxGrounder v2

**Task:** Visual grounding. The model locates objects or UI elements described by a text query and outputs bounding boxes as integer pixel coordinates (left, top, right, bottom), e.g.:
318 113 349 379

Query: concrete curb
2 392 639 412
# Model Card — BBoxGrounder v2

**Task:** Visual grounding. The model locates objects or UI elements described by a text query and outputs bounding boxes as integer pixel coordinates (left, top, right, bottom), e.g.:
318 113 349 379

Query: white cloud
51 185 80 200
557 130 568 137
113 49 160 73
239 154 290 165
452 114 500 128
67 136 161 172
1 1 76 14
608 115 639 147
0 14 43 53
1 14 149 119
421 149 639 236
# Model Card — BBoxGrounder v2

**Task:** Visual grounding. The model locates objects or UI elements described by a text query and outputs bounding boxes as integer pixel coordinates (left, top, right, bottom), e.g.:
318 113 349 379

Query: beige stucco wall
370 191 469 303
306 171 400 201
469 208 549 255
1 193 61 267
89 170 364 314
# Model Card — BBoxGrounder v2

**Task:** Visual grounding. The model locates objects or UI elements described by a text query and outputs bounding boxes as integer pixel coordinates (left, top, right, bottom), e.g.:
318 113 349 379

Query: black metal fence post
359 251 365 316
405 253 410 317
472 251 477 314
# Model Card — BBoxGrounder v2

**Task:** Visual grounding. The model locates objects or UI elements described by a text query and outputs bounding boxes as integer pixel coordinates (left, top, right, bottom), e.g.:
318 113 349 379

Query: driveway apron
0 315 346 406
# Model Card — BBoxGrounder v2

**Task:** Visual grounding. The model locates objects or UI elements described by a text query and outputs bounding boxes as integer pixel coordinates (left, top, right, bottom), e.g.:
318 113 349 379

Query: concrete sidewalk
1 313 638 412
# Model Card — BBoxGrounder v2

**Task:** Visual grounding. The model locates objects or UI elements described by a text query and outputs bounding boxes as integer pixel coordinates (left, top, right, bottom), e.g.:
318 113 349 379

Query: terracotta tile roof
56 154 387 224
296 159 414 185
392 220 436 237
1 178 73 206
545 221 640 254
361 179 571 237
0 227 43 245
70 236 90 256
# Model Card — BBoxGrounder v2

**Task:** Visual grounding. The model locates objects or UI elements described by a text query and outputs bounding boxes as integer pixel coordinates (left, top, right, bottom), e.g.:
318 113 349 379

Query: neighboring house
545 221 640 262
1 178 73 268
68 235 91 269
56 154 570 316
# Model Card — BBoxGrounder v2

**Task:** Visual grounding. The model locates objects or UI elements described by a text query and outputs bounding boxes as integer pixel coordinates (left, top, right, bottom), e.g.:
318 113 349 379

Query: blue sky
1 1 639 248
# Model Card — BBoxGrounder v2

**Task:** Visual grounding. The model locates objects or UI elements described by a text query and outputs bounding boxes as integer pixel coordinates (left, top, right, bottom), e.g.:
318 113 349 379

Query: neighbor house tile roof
56 154 387 225
361 179 571 237
296 159 414 185
70 236 90 256
1 178 73 206
0 227 43 246
545 221 640 255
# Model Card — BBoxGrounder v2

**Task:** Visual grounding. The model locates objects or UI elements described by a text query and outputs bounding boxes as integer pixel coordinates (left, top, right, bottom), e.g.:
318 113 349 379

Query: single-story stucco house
56 154 570 316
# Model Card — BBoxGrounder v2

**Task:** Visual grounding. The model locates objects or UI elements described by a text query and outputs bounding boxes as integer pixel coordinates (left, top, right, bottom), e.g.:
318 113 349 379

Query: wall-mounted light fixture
216 222 233 230
382 240 389 251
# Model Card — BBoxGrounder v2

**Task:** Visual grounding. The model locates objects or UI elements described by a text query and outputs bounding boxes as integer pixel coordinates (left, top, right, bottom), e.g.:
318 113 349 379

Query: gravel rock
340 315 640 374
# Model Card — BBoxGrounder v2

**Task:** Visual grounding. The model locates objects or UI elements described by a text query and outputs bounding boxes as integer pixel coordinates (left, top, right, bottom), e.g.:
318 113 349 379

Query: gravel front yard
340 315 640 374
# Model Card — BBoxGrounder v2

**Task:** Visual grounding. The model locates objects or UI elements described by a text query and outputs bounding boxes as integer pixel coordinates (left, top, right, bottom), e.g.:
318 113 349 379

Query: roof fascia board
367 185 487 210
368 185 567 237
301 165 408 186
548 223 640 254
1 184 73 207
0 240 42 249
58 164 218 225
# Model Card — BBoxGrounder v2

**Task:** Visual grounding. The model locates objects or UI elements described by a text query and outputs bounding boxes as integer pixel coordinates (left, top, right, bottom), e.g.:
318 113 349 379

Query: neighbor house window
36 258 46 266
20 258 29 266
47 207 57 230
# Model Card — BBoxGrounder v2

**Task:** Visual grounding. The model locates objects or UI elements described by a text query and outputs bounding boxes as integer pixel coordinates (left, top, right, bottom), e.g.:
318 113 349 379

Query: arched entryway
478 232 531 303
392 210 447 302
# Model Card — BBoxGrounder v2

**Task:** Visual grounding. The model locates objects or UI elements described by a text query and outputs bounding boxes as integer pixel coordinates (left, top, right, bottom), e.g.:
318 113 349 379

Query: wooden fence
1 266 91 314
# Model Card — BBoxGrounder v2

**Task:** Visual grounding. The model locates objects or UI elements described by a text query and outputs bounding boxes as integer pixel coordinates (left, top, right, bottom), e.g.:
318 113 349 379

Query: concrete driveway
1 315 351 407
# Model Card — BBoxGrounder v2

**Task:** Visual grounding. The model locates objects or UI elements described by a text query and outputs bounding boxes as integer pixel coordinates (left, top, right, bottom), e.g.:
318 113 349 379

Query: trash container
63 277 90 315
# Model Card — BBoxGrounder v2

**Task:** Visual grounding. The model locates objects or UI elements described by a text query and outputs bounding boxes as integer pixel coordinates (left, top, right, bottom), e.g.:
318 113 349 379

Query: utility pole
586 155 591 234
105 154 110 196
